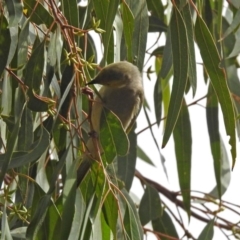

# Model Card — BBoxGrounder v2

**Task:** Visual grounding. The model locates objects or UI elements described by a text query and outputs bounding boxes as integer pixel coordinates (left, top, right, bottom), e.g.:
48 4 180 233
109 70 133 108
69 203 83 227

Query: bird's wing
126 91 144 134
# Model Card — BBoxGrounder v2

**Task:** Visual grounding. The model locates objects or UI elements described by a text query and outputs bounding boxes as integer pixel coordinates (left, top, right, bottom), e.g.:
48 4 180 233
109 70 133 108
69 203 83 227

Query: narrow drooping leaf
0 127 50 169
146 0 164 19
160 28 173 80
60 160 77 240
102 191 118 237
137 146 155 166
230 0 240 8
17 19 29 73
208 137 231 199
173 98 191 217
162 6 188 148
154 71 162 126
117 127 137 191
61 0 79 28
0 104 25 185
18 107 33 150
181 2 197 95
26 146 71 239
93 0 119 64
23 0 54 29
26 194 52 240
125 0 148 70
198 219 215 240
206 86 221 198
139 184 162 225
0 15 11 76
223 9 240 39
148 15 167 32
7 25 19 66
122 189 143 240
195 15 236 168
1 202 13 240
24 38 44 91
121 2 134 61
5 0 23 26
67 190 85 240
152 210 179 240
79 196 95 240
42 194 61 240
100 212 111 240
10 227 28 238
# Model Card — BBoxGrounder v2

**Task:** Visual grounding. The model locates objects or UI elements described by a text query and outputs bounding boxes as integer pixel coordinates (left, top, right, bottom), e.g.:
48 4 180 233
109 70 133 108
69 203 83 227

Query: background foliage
0 0 240 239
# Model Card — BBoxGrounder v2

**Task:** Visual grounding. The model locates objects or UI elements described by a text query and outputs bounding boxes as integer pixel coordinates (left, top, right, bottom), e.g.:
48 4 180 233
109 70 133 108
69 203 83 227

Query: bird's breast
99 86 142 130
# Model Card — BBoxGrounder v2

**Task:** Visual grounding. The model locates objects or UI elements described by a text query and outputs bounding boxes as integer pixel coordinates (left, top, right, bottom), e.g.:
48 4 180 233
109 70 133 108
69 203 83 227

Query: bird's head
87 61 141 88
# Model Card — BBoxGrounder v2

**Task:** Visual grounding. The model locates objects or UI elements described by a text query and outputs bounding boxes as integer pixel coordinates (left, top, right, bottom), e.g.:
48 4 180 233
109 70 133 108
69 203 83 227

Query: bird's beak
86 78 99 86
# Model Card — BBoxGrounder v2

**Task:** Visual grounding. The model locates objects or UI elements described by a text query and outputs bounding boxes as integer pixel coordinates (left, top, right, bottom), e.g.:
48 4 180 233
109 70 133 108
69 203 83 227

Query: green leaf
146 0 164 19
23 0 54 29
154 71 162 126
121 2 134 61
160 28 173 79
100 108 129 164
124 0 148 70
8 26 19 66
206 86 221 198
24 38 44 91
0 15 11 77
10 227 27 238
162 6 189 148
58 63 75 119
100 212 111 240
0 103 25 185
102 191 118 237
197 219 214 240
17 19 29 73
5 0 23 26
208 138 231 199
79 195 95 240
229 0 240 8
148 15 167 32
0 127 50 169
137 146 155 166
195 15 236 167
223 9 240 39
26 194 52 240
67 190 85 240
23 37 49 112
122 189 143 240
139 184 162 225
17 106 33 151
44 198 62 240
27 90 49 112
93 0 119 64
117 127 137 191
60 160 77 240
61 0 79 28
26 146 70 239
1 202 13 240
181 2 197 96
152 210 179 240
173 98 191 217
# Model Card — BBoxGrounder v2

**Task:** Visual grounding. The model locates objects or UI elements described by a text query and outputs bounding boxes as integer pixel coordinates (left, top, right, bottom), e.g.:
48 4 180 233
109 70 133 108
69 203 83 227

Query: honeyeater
77 61 144 185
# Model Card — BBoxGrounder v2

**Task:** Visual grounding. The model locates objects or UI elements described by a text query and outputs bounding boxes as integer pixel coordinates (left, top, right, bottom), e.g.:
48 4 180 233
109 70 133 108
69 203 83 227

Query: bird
77 61 144 186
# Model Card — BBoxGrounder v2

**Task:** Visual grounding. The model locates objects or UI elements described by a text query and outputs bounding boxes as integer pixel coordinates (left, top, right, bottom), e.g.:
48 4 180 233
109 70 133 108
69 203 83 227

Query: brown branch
135 170 238 232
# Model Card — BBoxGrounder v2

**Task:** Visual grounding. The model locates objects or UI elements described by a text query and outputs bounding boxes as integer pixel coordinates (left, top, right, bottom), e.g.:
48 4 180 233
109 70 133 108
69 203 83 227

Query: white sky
132 32 240 240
